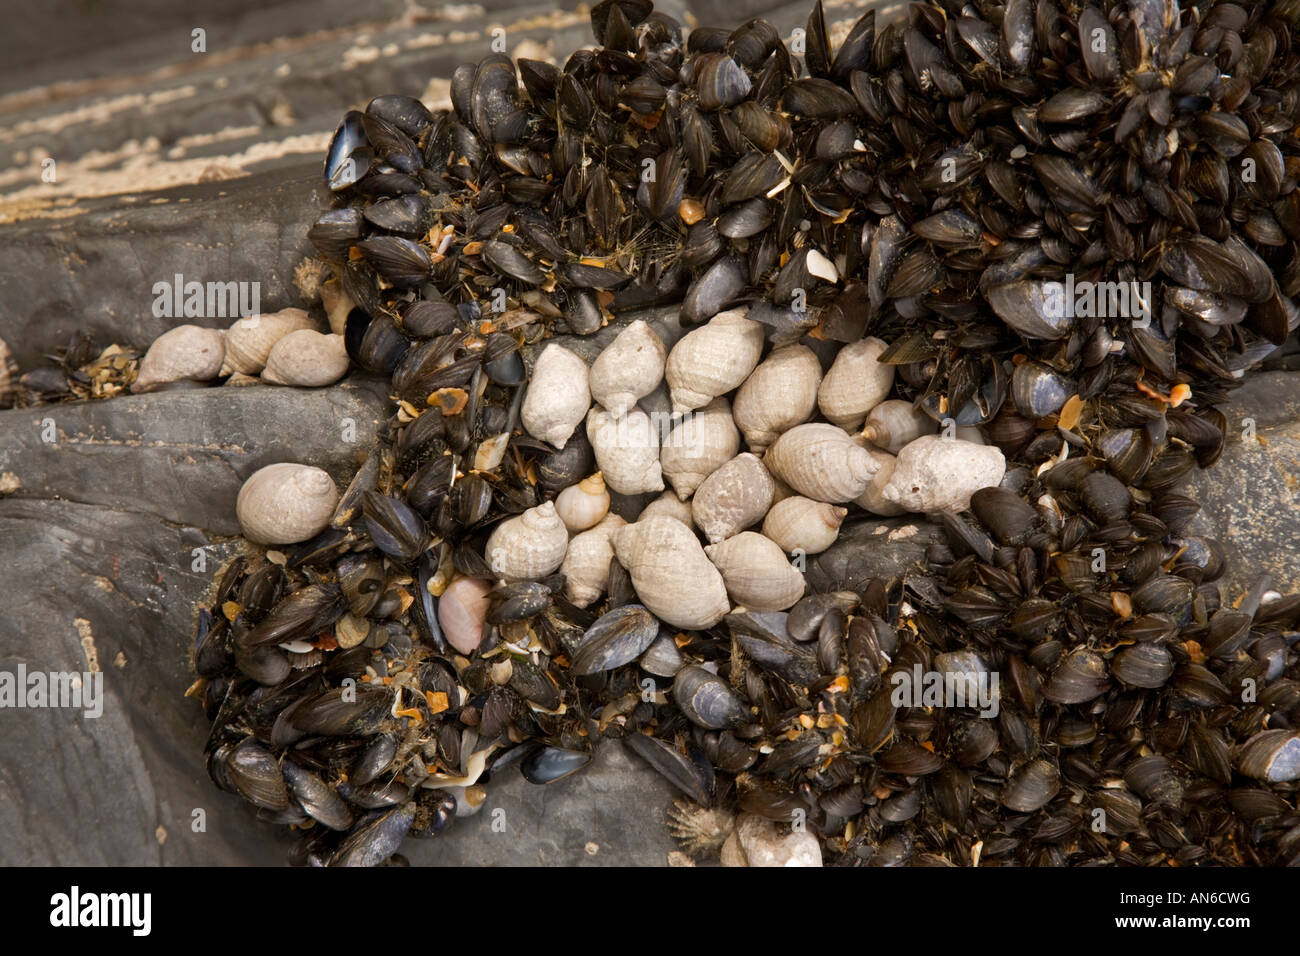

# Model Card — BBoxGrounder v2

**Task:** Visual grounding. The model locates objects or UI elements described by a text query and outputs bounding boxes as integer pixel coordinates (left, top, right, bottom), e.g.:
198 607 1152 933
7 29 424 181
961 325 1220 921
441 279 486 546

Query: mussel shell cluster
193 0 1300 866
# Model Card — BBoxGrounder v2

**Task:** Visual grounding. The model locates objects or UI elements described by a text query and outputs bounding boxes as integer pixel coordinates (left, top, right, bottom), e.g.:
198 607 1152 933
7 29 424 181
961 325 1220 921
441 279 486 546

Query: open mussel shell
1234 730 1300 783
325 110 370 190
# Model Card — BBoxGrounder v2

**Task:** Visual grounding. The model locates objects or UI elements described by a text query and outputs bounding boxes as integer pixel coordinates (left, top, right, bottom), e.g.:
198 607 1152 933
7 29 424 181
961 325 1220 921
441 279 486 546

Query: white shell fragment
805 248 839 283
586 407 664 495
817 336 894 431
762 496 847 555
484 500 569 581
588 320 667 416
882 435 1007 514
661 397 740 500
612 516 731 630
665 309 764 414
764 423 878 503
554 473 611 532
221 308 316 376
132 325 226 393
731 344 822 452
560 514 626 608
521 344 590 449
705 532 806 611
692 453 774 544
720 813 823 867
261 330 350 387
236 462 340 545
438 576 492 655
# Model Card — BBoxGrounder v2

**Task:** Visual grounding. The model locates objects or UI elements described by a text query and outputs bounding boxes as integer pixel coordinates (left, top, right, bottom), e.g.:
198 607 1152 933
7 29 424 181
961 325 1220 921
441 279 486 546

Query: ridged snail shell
859 399 938 454
484 500 569 581
665 308 764 414
638 490 695 527
319 279 356 335
521 344 590 449
661 397 740 500
692 452 774 544
262 330 350 387
132 325 225 393
236 462 340 545
438 576 493 655
852 446 906 516
588 320 667 416
761 496 847 555
612 516 731 629
586 407 664 495
560 514 626 608
881 435 1007 513
816 336 894 431
764 423 878 503
705 532 806 611
554 472 610 532
731 344 822 452
220 308 316 376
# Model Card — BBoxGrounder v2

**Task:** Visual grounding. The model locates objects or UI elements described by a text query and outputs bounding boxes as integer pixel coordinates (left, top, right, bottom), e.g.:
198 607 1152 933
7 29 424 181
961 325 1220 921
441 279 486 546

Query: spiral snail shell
852 447 906 516
261 330 351 387
859 399 938 454
665 309 764 414
132 325 226 393
521 344 590 449
817 336 894 431
236 462 340 545
704 532 806 611
761 496 847 555
691 452 774 544
559 513 626 608
483 500 569 581
554 472 610 532
731 344 822 453
660 397 740 500
764 423 878 503
220 308 317 376
881 435 1007 514
612 516 731 629
586 407 665 496
638 490 695 527
588 320 667 416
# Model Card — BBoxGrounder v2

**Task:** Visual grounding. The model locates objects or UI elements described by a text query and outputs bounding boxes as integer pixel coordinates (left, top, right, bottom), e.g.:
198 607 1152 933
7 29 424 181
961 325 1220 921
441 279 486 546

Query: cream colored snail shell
692 452 774 544
589 320 667 416
221 308 316 376
612 516 731 630
764 423 878 503
853 446 906 516
521 344 590 450
731 344 822 453
319 279 356 335
262 330 350 387
661 397 740 500
554 472 610 532
705 532 806 612
586 407 664 495
881 435 1007 514
637 490 695 528
236 462 340 545
761 496 847 555
132 325 225 393
560 513 626 608
859 399 938 454
665 308 764 414
817 336 894 431
484 500 569 581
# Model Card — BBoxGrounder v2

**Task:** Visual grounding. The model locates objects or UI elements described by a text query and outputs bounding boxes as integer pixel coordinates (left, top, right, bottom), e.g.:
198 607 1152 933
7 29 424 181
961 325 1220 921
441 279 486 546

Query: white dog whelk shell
554 472 611 532
660 397 740 500
705 532 806 611
731 344 822 453
612 516 731 630
221 308 316 376
521 344 590 449
762 496 847 555
692 452 774 544
764 423 878 503
132 325 226 393
665 309 764 414
262 330 350 387
236 462 340 545
882 435 1007 513
816 336 894 431
589 320 667 416
586 407 664 495
484 500 569 581
560 514 626 608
